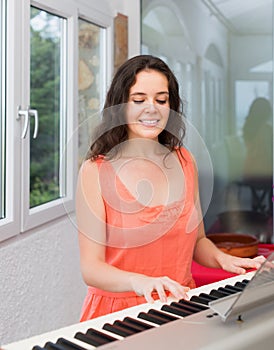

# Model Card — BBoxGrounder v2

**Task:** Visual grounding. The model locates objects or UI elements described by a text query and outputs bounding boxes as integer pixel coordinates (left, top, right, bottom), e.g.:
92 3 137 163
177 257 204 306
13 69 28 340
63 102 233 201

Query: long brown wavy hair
87 55 186 160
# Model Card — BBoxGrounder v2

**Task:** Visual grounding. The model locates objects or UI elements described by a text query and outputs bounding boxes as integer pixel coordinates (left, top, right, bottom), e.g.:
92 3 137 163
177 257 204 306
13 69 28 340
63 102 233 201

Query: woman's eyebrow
130 91 169 96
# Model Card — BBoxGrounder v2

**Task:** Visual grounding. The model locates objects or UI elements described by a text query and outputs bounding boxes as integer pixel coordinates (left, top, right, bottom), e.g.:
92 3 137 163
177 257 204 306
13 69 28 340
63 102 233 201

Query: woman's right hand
129 275 189 303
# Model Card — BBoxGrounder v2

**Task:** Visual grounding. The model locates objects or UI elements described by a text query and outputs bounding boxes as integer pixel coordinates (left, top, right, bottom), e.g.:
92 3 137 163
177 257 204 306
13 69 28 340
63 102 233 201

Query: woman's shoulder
81 155 104 168
79 156 111 184
79 158 101 177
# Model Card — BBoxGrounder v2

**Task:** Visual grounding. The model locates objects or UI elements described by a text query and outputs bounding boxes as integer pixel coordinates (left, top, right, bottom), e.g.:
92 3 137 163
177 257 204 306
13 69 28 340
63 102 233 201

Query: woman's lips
139 119 160 127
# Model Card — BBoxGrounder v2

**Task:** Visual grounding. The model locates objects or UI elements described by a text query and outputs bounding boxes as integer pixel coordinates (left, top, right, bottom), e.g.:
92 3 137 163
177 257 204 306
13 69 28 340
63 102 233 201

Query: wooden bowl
207 233 259 258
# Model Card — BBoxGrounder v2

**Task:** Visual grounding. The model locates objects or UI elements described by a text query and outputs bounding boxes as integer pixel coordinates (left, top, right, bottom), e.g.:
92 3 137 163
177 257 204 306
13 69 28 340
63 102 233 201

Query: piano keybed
2 272 255 350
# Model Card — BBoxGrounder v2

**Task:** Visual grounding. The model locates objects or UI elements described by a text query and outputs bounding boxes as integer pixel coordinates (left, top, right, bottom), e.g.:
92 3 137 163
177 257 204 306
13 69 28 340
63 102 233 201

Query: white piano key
2 272 254 350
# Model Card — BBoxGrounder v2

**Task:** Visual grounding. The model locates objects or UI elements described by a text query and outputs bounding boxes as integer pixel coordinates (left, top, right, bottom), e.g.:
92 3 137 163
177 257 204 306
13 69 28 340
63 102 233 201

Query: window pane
30 7 66 208
141 1 273 243
78 19 105 165
0 0 6 220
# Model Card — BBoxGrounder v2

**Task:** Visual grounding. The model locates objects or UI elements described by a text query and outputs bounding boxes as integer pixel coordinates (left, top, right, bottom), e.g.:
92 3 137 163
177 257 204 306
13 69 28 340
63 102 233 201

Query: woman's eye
156 100 167 105
133 100 144 104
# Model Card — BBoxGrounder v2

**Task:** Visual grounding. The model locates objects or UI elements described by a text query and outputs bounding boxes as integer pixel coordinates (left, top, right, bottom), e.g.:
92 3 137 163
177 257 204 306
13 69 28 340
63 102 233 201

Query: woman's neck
118 138 169 159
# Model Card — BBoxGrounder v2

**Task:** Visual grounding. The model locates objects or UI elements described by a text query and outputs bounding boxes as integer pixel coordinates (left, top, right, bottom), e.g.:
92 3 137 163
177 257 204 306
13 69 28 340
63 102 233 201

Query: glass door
141 0 273 243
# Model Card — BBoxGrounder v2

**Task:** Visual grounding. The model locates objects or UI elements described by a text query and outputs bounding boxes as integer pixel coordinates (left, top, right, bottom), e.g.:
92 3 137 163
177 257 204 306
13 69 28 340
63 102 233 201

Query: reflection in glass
78 19 105 166
242 98 272 210
30 7 66 208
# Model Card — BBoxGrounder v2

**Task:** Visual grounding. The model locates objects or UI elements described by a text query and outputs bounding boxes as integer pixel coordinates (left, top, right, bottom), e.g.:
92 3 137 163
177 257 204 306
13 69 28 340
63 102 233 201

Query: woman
242 97 273 214
76 55 265 321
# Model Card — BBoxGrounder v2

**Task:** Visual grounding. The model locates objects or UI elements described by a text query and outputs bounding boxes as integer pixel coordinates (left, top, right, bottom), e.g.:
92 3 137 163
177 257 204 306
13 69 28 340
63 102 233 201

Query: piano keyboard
4 271 274 350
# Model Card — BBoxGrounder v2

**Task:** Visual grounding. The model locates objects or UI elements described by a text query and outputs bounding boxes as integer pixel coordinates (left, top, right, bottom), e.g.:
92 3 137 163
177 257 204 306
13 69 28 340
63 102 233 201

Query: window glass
30 7 66 208
78 18 105 165
141 0 273 243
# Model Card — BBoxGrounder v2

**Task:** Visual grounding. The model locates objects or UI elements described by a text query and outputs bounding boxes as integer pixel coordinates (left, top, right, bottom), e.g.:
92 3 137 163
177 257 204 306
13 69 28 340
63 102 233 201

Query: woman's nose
145 102 157 113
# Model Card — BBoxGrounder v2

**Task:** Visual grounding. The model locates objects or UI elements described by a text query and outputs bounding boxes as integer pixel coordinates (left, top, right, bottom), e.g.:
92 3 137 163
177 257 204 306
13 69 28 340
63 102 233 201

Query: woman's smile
138 118 160 127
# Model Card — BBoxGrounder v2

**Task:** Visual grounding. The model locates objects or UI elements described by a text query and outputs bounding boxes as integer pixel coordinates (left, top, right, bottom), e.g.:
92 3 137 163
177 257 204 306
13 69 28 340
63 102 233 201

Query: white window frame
20 0 78 232
0 0 112 241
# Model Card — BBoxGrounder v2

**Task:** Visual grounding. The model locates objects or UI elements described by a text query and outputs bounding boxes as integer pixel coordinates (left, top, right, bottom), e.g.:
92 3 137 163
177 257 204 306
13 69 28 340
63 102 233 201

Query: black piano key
170 301 203 314
102 322 135 337
86 328 118 343
178 299 208 311
225 284 243 292
113 320 144 333
56 338 87 350
234 281 248 289
161 304 192 317
209 289 230 298
222 285 241 294
138 310 176 325
123 316 155 330
148 308 179 321
199 293 219 301
190 295 211 305
241 279 250 284
75 330 117 347
217 287 233 296
218 287 237 295
44 342 65 350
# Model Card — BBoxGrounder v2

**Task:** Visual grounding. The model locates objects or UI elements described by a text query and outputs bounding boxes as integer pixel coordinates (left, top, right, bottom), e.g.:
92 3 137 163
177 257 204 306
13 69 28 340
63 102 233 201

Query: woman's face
126 69 170 141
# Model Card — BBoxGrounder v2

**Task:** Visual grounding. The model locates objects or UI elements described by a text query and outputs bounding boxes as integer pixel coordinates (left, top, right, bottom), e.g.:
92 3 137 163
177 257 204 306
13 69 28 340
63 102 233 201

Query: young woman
76 55 265 321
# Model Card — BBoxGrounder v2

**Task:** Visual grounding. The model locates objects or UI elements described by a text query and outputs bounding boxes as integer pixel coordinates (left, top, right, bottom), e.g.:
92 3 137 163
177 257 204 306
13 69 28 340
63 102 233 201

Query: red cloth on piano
191 243 274 287
80 148 199 321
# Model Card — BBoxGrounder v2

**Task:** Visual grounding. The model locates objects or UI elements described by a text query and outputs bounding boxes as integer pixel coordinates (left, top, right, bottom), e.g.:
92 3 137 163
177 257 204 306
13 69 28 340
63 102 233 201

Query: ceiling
204 0 273 35
142 0 273 36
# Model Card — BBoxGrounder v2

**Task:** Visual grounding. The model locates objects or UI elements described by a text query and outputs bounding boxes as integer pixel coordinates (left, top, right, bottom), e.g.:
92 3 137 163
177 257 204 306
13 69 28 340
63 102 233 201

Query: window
0 0 109 242
18 1 77 233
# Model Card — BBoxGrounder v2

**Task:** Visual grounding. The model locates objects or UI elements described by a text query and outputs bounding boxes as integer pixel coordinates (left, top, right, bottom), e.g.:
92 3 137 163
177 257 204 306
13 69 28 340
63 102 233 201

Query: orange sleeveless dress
80 147 199 321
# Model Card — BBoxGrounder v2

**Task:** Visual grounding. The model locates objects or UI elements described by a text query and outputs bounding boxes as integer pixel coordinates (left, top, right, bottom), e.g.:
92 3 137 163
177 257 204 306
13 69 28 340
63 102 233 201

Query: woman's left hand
218 254 266 275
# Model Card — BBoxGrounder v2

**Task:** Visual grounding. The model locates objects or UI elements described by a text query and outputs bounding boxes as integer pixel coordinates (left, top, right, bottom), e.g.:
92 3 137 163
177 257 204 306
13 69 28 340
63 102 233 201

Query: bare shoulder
80 158 99 174
78 159 102 194
77 159 105 217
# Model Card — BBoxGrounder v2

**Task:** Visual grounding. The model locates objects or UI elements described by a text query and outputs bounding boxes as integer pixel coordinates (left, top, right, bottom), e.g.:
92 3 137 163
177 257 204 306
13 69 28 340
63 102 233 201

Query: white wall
0 0 140 346
0 216 86 345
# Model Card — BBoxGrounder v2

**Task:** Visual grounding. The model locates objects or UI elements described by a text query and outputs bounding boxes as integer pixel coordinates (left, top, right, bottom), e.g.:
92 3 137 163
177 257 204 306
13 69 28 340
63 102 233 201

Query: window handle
28 108 39 139
17 106 39 139
17 105 29 139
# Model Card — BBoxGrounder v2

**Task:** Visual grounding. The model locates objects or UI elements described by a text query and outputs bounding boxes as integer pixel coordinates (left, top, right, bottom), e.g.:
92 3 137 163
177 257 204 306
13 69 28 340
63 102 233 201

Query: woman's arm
76 160 189 303
194 231 265 274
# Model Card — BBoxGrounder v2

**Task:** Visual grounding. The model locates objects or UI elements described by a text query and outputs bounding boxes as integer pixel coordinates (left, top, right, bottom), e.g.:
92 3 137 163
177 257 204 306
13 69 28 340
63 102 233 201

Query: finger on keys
241 255 266 270
161 277 190 301
172 286 190 300
144 288 156 303
252 255 266 266
156 283 168 303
